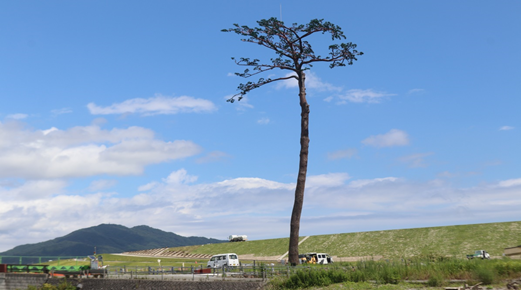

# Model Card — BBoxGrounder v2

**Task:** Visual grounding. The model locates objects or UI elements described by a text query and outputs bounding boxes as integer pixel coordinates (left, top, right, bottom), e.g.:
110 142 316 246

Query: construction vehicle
467 250 490 259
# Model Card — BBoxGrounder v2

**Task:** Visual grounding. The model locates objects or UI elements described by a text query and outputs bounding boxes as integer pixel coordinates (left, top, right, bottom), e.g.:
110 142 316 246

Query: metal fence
0 256 309 281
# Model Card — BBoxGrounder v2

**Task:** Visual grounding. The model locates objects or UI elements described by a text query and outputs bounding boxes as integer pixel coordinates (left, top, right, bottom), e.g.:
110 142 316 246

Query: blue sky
0 0 520 252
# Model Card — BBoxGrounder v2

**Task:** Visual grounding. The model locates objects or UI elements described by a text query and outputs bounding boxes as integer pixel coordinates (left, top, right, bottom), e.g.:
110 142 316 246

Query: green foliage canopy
222 17 363 100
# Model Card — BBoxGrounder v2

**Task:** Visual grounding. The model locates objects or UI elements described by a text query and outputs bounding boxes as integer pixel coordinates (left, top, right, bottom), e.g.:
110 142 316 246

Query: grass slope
169 221 521 258
300 221 521 257
174 237 305 257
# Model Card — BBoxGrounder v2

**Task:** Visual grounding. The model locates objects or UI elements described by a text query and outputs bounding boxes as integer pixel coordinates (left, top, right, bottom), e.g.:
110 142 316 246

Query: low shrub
348 268 367 282
494 260 521 278
27 280 76 290
427 272 445 287
270 258 521 289
473 266 496 285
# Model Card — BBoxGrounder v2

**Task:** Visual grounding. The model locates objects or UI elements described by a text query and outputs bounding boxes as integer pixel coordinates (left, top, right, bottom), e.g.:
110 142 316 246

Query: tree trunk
288 72 309 266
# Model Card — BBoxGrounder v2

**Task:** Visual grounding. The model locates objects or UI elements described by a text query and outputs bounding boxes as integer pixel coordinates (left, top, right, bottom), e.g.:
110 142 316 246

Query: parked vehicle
467 250 490 259
207 253 240 268
298 252 333 264
228 235 248 242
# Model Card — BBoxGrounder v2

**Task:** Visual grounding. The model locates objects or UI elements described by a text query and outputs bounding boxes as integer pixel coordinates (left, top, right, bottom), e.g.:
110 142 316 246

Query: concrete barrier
1 273 267 290
47 278 266 289
0 273 48 290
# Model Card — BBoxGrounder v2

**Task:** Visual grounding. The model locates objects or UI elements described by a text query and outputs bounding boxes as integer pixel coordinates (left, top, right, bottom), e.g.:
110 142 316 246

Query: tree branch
227 75 298 102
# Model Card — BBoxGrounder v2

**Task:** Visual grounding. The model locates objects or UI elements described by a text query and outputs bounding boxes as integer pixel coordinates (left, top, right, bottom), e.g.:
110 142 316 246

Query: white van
299 253 333 264
207 253 240 268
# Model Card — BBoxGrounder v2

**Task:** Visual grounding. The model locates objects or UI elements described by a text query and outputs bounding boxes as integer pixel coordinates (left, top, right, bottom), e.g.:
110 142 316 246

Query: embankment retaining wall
0 274 266 290
0 273 48 290
47 278 266 290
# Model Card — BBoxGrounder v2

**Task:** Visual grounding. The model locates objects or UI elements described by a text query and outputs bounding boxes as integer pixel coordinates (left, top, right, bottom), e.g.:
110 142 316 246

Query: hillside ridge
0 224 225 256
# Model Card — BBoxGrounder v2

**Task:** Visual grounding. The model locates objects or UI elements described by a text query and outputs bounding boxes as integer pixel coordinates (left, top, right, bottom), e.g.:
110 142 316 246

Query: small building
504 246 521 259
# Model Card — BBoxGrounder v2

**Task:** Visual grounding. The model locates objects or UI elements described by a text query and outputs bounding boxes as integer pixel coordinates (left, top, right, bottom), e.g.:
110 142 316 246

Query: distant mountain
0 224 225 256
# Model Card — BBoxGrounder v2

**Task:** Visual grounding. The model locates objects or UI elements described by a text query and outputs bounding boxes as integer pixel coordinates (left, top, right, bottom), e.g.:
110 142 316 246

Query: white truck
467 250 490 259
228 235 248 242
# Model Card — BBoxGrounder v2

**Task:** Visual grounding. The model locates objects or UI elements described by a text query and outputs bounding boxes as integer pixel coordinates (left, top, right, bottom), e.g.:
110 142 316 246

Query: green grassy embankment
299 221 521 258
173 237 306 257
167 221 521 258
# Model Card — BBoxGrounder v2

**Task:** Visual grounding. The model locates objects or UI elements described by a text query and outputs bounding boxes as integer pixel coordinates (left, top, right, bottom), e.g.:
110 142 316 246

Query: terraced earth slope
135 221 521 260
298 221 521 258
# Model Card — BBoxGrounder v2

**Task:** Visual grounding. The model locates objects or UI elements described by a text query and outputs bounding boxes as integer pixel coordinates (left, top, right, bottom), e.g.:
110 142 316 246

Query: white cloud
51 108 73 115
498 178 521 188
335 89 396 104
408 88 425 94
42 127 59 135
102 139 200 165
4 169 521 251
6 114 28 120
0 122 202 179
307 173 350 187
196 151 230 164
327 148 357 160
347 177 399 188
271 72 394 106
1 172 521 252
306 72 342 92
399 152 434 168
138 182 159 192
88 179 118 191
276 71 342 92
163 169 198 185
91 118 107 126
362 129 410 147
499 126 514 131
215 177 294 192
0 179 67 200
87 94 217 115
257 117 270 124
437 171 459 178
